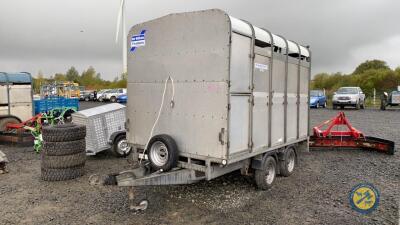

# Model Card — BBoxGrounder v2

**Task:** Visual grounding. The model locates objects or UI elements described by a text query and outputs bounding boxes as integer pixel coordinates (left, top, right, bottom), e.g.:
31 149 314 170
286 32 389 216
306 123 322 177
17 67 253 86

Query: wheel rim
150 141 169 167
317 102 319 108
265 161 276 185
287 151 295 173
117 139 131 155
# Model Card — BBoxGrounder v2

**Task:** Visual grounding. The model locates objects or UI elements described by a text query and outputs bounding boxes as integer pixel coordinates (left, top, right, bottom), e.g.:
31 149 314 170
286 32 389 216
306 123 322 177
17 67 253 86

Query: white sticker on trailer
255 63 268 72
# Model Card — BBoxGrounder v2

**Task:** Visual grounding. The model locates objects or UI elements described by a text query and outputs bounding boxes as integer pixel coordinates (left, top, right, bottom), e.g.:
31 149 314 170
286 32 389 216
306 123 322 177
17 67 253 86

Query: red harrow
309 112 395 155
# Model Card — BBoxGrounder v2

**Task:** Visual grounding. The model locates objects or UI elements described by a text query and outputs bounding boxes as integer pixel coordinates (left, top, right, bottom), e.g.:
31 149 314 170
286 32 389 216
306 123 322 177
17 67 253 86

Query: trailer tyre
279 147 296 177
41 151 86 169
147 134 178 172
0 117 20 132
42 139 86 156
42 124 86 142
41 165 85 181
255 156 276 190
111 134 132 157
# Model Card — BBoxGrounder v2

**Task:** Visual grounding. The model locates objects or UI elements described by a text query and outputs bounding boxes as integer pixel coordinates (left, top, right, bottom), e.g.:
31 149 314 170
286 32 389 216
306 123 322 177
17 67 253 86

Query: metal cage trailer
109 9 311 210
72 103 131 157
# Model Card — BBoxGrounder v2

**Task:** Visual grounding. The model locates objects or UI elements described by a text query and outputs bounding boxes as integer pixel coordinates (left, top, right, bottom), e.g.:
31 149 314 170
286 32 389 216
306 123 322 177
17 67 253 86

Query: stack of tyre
41 124 86 181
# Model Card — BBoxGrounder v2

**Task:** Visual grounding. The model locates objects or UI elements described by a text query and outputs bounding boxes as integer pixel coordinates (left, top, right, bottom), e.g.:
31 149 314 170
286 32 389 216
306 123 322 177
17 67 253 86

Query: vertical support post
6 83 10 115
5 73 11 115
307 47 312 137
261 28 274 148
291 41 302 140
27 73 34 116
239 19 255 151
278 35 289 143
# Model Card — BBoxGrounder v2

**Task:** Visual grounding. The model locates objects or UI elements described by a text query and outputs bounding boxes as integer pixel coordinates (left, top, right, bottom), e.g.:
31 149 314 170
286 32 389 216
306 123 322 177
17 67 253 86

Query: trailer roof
73 103 126 118
0 72 32 84
229 15 310 57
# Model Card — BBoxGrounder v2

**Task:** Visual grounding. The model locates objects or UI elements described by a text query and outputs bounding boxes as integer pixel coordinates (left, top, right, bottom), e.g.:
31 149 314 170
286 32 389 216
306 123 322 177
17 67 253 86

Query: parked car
79 90 95 101
332 87 365 109
101 88 127 102
381 87 400 110
309 90 327 108
96 89 110 102
117 94 127 103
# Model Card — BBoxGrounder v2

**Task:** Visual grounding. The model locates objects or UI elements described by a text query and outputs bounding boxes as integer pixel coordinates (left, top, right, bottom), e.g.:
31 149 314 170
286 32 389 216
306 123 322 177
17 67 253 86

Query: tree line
33 66 127 94
33 60 400 97
311 60 400 98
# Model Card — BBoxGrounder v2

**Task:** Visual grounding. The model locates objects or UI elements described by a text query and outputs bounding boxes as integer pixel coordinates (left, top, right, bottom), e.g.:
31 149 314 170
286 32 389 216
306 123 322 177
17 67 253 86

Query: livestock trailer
0 72 33 130
110 9 311 209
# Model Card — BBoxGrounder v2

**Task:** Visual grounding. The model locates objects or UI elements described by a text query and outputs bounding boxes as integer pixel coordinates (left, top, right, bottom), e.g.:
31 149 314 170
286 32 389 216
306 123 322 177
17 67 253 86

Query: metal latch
218 128 225 145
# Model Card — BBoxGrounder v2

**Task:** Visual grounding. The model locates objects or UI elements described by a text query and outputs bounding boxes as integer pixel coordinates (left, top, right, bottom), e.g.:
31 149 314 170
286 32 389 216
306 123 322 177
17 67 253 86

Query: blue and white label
130 30 146 52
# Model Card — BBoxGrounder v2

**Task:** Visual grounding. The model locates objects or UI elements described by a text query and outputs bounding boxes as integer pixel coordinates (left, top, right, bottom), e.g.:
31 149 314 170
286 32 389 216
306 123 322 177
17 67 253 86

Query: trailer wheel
255 156 276 190
279 147 296 177
112 134 132 157
147 134 178 172
0 117 20 132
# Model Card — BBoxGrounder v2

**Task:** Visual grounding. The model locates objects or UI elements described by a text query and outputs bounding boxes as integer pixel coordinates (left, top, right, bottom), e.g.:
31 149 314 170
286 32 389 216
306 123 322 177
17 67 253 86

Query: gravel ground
0 102 399 225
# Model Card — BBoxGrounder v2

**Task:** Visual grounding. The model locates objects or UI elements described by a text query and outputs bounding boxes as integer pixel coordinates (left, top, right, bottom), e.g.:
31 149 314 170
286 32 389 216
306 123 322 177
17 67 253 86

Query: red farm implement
0 108 76 152
309 112 395 155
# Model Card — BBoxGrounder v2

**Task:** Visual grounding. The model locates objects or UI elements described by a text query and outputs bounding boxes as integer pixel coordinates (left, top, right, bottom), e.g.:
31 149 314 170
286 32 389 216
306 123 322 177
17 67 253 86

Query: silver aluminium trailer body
112 9 311 209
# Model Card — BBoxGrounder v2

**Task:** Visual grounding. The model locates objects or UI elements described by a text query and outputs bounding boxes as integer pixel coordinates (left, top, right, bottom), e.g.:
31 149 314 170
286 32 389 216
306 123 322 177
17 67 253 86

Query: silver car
332 87 365 109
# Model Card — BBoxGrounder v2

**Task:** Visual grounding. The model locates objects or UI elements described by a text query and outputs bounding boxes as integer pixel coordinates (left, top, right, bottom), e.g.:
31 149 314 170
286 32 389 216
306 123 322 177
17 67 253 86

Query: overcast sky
1 0 400 80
